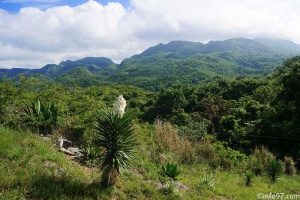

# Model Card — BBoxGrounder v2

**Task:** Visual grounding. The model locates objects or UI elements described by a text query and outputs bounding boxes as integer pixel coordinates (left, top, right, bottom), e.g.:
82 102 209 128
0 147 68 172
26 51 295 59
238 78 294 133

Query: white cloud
0 0 300 68
128 0 300 43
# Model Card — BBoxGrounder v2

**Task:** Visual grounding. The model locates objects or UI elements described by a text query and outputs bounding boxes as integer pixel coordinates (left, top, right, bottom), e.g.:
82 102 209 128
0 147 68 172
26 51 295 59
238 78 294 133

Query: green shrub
161 162 181 179
194 136 216 163
82 146 100 167
177 120 207 142
22 100 58 134
283 156 297 176
250 146 275 176
268 159 282 183
213 142 247 170
245 171 255 186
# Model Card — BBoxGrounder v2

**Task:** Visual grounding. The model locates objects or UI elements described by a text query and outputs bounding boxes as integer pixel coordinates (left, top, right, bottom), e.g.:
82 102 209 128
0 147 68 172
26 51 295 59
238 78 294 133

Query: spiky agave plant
94 95 136 187
162 162 181 179
22 100 58 134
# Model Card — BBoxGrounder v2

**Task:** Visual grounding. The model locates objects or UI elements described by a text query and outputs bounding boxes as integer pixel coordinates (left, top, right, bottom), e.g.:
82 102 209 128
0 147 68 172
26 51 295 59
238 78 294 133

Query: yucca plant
162 162 181 179
268 159 282 183
94 95 136 187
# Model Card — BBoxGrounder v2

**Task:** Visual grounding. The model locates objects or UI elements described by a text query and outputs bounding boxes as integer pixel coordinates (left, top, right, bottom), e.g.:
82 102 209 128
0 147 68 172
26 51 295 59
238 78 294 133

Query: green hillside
1 38 300 92
254 38 300 52
77 38 299 90
40 57 115 78
202 38 276 54
56 67 109 87
131 41 205 59
113 52 289 91
0 57 115 79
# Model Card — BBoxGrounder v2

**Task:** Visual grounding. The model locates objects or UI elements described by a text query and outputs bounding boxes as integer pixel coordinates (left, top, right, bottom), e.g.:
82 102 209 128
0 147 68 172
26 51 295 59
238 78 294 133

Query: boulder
174 181 188 190
68 147 83 157
155 181 188 191
56 137 72 148
60 147 74 155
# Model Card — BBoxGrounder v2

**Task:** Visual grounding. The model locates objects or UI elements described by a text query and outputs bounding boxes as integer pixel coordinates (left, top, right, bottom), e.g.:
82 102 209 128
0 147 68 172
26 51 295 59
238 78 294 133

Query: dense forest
0 39 300 199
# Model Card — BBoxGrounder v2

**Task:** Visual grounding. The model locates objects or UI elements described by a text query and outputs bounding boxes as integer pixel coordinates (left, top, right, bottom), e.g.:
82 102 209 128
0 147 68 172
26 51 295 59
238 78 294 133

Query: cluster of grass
1 123 300 200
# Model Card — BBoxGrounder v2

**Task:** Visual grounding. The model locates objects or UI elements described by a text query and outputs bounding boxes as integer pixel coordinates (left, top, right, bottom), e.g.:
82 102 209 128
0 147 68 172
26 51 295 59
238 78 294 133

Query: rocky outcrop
56 137 83 159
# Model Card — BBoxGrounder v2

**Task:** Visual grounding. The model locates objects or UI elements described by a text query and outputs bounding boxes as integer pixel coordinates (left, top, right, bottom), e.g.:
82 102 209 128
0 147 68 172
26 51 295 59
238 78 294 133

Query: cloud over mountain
0 0 300 68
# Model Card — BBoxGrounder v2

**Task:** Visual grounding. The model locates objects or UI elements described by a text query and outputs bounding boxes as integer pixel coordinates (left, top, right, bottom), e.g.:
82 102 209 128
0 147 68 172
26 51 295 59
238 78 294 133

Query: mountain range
1 37 300 91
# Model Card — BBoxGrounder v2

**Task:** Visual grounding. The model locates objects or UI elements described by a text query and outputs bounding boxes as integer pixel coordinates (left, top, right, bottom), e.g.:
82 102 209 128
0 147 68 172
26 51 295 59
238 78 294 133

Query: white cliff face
113 95 126 117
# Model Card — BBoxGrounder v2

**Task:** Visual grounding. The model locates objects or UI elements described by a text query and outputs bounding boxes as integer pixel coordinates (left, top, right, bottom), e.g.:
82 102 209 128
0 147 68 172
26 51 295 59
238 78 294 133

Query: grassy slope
0 126 111 200
1 125 299 200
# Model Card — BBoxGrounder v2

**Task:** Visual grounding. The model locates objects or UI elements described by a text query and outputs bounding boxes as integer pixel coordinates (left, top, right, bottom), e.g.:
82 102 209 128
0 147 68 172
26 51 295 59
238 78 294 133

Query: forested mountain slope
112 38 299 90
1 38 300 90
0 57 115 78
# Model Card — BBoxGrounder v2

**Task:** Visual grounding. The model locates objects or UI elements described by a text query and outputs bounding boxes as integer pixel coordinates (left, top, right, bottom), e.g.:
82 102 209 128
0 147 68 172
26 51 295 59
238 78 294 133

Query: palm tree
94 108 136 187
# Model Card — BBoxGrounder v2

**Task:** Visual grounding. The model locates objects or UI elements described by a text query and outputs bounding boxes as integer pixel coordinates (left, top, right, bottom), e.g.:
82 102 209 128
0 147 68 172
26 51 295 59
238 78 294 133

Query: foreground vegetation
1 56 300 199
1 125 299 199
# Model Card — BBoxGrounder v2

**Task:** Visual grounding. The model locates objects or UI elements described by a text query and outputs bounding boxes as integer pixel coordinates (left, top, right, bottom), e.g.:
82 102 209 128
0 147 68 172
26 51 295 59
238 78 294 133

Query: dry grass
155 120 194 164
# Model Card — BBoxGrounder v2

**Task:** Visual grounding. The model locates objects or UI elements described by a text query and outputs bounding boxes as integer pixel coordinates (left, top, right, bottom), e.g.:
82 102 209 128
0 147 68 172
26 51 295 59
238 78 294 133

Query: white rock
60 147 74 155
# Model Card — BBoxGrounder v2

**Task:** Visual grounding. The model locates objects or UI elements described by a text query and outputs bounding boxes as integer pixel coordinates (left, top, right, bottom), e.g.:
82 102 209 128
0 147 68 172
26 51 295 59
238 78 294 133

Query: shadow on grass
28 174 114 200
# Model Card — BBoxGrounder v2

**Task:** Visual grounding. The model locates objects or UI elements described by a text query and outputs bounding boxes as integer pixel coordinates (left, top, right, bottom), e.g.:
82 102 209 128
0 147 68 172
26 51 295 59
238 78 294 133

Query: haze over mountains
1 37 300 91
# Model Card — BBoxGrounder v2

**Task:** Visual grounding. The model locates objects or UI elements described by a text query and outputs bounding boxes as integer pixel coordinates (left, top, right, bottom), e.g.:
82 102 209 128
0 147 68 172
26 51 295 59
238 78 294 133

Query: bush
283 156 297 176
245 171 255 186
194 135 216 163
213 142 247 170
249 146 275 176
155 122 195 163
268 159 282 183
161 162 181 179
82 146 100 167
22 100 58 134
177 120 207 142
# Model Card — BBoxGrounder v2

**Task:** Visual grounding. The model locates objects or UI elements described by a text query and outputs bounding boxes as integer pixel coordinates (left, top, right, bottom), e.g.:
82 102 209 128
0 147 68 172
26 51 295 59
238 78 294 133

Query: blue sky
0 0 300 69
0 0 130 12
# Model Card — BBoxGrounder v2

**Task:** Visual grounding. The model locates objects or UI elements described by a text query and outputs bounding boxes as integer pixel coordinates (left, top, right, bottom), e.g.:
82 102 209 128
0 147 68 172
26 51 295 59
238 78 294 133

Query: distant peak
59 57 115 67
131 40 205 59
